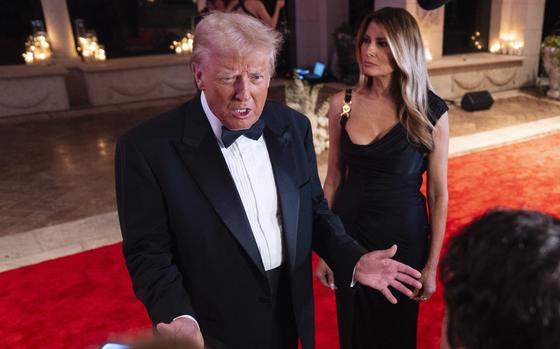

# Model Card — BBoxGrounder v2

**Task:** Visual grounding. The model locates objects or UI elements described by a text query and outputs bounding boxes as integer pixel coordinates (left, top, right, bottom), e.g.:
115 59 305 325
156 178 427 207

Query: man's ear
191 63 205 90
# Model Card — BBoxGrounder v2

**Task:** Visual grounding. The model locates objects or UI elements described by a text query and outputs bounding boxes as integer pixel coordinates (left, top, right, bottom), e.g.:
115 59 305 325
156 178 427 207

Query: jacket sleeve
115 135 195 324
301 117 367 287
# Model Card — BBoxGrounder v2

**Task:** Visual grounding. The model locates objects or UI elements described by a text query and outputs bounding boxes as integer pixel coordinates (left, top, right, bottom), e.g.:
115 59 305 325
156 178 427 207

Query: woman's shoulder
427 90 448 125
329 90 347 110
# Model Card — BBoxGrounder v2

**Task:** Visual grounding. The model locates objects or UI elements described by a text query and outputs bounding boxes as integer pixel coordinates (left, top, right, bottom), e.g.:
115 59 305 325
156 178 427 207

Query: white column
40 0 79 63
295 0 321 66
295 0 350 67
514 0 545 86
489 0 546 86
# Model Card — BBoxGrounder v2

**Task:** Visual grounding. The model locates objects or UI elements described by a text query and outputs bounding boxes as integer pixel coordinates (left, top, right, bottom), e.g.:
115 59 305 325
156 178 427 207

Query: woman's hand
413 266 437 301
315 258 336 290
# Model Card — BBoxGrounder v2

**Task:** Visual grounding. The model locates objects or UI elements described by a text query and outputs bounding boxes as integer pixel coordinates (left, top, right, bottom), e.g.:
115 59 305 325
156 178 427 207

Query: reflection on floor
1 84 560 271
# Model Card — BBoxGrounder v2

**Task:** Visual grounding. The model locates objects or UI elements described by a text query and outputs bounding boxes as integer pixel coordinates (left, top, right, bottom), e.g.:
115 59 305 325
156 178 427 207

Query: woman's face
360 21 395 77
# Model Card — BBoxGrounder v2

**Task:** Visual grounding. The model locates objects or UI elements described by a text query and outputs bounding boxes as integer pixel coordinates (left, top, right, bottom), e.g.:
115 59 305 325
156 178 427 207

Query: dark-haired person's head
206 0 225 11
440 209 560 349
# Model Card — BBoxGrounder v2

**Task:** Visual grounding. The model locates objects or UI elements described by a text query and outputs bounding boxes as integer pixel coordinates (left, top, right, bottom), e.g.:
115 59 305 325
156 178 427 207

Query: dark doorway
443 0 491 55
542 0 560 39
67 0 197 59
349 0 375 26
0 0 45 65
261 0 294 77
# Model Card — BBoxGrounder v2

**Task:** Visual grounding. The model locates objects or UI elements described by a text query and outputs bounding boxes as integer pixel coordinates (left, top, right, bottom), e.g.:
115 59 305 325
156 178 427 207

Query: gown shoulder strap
340 88 352 125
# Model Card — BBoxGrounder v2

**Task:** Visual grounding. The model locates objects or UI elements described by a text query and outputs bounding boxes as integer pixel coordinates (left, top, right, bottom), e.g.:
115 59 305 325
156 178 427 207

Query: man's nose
234 76 250 101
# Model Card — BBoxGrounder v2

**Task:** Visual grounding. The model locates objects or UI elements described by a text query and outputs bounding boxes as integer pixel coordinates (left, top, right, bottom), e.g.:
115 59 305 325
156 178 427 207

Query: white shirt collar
200 91 224 145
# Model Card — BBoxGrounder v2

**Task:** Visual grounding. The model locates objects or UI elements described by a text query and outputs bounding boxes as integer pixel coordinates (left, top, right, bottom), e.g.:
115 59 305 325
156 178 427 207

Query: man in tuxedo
115 12 422 349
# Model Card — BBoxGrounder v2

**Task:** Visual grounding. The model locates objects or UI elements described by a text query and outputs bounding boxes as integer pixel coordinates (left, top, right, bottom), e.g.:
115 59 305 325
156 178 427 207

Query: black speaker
461 91 494 111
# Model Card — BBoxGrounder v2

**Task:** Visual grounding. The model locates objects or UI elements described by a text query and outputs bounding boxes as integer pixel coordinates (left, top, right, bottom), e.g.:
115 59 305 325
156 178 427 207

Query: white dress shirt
201 92 284 271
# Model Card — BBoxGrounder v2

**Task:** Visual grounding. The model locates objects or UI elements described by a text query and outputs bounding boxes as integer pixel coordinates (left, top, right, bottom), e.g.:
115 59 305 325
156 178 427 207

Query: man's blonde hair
192 12 283 75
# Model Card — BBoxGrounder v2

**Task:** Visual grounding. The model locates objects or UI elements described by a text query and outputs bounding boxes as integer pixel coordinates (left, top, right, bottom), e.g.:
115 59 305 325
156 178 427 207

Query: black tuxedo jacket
115 95 366 348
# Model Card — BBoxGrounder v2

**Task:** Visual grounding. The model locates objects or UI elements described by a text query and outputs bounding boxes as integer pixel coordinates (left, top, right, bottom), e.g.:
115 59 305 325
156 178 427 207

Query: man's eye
250 75 264 81
220 77 235 83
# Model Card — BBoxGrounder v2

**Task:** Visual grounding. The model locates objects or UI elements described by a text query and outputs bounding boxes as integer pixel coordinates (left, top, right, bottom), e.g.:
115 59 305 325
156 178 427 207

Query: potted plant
284 77 330 154
542 34 560 99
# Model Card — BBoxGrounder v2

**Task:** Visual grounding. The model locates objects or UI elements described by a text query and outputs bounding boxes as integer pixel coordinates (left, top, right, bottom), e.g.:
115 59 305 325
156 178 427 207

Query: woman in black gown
315 7 449 349
227 0 285 28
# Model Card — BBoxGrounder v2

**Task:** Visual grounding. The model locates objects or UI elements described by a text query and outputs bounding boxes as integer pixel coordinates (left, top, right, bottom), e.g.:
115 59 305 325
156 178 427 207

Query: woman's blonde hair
192 12 283 76
355 7 435 150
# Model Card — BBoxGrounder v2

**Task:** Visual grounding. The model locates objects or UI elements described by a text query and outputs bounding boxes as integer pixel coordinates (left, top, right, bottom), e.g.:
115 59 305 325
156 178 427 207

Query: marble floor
1 83 560 271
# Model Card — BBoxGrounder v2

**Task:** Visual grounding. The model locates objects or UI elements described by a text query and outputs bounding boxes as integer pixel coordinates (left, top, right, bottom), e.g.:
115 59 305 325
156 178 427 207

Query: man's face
193 49 271 130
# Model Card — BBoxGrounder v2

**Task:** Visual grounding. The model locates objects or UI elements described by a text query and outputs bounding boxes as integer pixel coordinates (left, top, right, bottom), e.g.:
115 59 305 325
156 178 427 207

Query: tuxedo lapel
263 105 303 272
172 96 266 275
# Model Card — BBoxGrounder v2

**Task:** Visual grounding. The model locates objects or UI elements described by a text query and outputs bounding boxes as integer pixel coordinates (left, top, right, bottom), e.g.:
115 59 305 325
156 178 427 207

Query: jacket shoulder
119 101 190 145
265 100 311 130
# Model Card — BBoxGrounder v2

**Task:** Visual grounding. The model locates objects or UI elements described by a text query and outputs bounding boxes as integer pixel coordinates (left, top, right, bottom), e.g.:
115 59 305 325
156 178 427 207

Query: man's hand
156 317 204 348
354 245 422 304
315 258 336 290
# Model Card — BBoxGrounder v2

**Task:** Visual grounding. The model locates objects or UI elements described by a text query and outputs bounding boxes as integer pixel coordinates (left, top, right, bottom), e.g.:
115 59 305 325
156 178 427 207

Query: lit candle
171 33 194 55
22 32 53 64
425 50 433 62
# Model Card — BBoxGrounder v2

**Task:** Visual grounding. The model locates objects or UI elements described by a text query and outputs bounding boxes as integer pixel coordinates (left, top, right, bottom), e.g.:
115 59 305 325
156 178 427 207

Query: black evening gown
332 90 448 349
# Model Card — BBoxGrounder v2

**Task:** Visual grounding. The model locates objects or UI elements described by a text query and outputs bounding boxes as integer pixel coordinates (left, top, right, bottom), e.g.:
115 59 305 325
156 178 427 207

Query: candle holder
74 19 106 62
490 34 524 56
170 33 194 55
22 20 53 65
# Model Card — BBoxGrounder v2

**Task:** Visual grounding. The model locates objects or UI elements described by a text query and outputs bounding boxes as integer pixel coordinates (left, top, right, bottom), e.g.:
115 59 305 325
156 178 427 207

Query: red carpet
1 133 559 348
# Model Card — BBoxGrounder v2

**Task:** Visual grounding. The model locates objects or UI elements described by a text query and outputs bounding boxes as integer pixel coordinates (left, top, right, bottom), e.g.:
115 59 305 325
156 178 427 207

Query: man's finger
411 285 421 299
380 287 398 304
390 280 414 298
156 322 175 337
375 244 398 259
395 261 422 279
396 272 422 289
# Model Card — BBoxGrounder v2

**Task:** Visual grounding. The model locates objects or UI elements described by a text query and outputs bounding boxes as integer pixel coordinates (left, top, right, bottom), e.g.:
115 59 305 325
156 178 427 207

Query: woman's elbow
428 190 448 204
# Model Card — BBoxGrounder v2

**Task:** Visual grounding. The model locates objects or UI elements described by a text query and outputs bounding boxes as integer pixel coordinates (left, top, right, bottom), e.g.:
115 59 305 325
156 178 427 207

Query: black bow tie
221 118 265 148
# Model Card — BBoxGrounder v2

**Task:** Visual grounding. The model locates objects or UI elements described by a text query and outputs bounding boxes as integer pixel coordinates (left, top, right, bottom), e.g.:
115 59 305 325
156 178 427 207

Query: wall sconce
22 20 53 65
74 19 106 62
170 33 194 54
